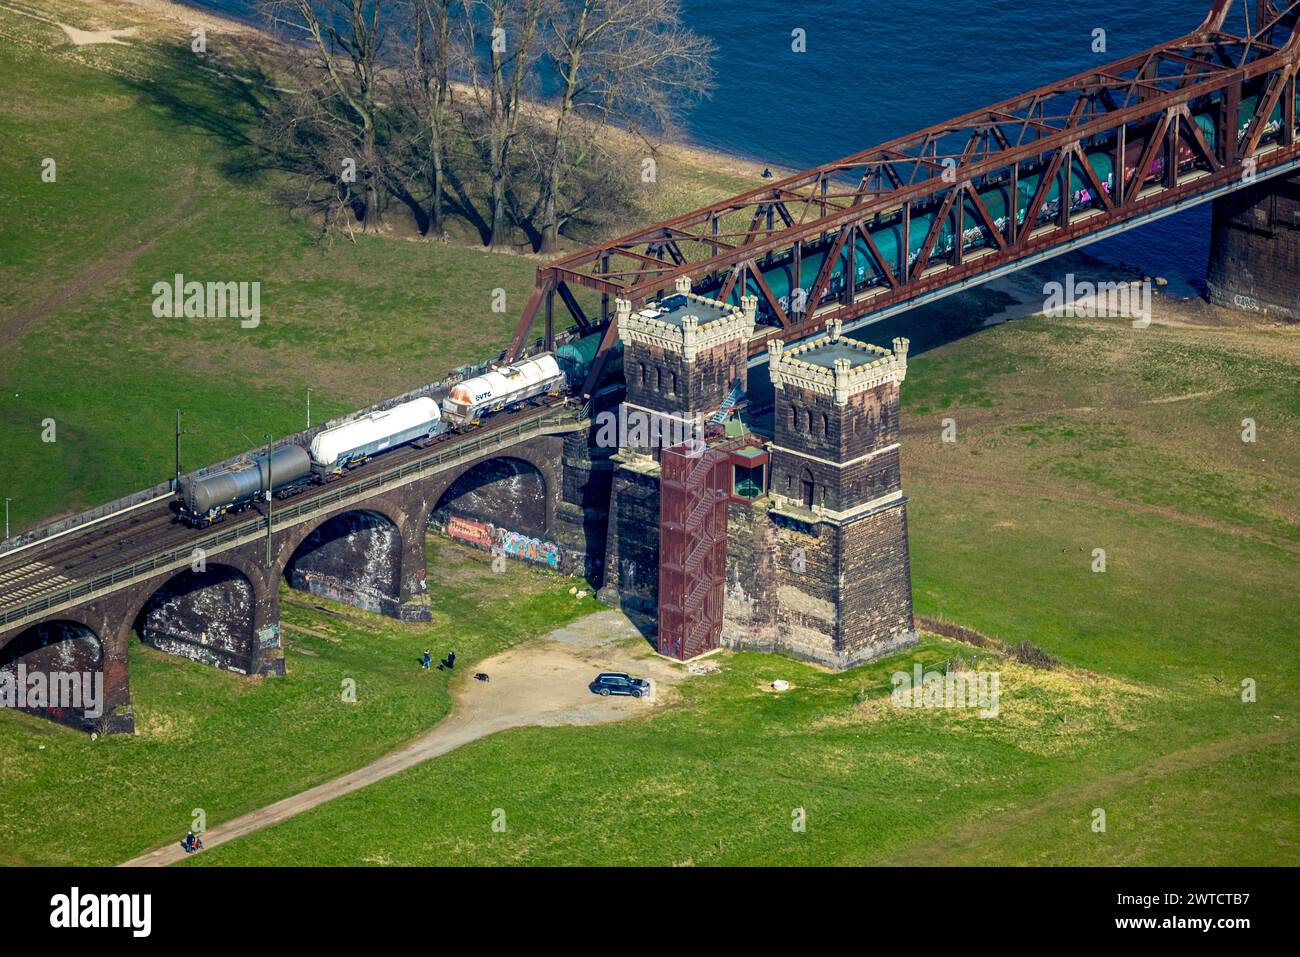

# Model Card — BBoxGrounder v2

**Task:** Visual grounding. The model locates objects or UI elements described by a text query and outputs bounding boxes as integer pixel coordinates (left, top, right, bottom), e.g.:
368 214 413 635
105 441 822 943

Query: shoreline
136 0 795 183
75 1 1220 299
8 0 1265 340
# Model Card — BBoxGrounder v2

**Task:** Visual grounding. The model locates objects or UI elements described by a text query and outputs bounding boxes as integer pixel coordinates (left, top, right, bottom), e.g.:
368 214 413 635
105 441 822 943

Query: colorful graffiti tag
447 515 493 549
496 529 562 569
440 512 584 574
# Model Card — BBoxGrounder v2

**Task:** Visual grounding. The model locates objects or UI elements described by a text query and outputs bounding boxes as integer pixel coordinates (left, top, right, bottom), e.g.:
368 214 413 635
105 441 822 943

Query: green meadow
0 538 601 866
1 0 1296 866
185 314 1300 867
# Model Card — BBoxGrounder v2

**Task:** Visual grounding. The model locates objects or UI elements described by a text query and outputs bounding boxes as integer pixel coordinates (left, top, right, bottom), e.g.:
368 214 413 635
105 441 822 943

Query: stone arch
0 619 104 729
132 563 258 673
433 455 549 539
285 508 404 615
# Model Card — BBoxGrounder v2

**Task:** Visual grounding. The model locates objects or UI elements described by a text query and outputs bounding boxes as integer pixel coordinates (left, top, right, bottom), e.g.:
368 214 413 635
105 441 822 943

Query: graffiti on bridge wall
447 515 494 549
443 513 584 574
497 530 561 569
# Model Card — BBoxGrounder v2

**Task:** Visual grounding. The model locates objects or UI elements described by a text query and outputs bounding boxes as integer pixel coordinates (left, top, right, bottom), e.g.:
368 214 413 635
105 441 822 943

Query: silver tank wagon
179 445 312 522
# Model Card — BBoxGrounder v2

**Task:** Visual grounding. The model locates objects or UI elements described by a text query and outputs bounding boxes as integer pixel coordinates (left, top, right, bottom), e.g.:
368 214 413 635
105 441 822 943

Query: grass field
178 313 1299 866
1 0 1297 867
0 538 600 866
0 0 757 531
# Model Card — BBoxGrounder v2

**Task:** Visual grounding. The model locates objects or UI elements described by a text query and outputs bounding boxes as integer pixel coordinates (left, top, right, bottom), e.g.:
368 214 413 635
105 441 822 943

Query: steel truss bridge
506 0 1300 394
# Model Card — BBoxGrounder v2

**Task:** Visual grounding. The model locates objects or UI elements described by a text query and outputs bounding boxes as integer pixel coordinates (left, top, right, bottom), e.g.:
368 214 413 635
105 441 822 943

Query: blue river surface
183 0 1231 295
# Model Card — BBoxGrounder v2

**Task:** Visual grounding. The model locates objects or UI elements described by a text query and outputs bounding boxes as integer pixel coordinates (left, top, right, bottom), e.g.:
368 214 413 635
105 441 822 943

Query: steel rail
0 404 589 632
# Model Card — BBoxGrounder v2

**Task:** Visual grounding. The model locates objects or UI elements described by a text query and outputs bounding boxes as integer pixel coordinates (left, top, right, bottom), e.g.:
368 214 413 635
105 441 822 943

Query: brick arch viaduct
0 408 611 733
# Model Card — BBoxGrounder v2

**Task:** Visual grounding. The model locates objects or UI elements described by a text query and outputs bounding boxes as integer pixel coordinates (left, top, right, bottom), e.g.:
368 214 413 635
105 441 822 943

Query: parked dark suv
590 672 651 698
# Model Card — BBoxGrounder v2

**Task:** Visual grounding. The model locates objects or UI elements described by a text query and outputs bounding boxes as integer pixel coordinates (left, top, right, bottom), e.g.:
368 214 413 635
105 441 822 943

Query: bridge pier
0 599 136 734
93 609 136 735
102 618 135 733
136 555 285 678
554 429 616 589
597 287 916 667
596 459 661 616
396 508 433 622
1207 171 1300 321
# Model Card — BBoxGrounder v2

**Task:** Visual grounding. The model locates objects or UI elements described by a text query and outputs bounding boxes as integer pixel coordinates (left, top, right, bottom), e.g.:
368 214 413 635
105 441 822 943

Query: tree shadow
441 165 492 245
119 42 286 187
113 33 644 252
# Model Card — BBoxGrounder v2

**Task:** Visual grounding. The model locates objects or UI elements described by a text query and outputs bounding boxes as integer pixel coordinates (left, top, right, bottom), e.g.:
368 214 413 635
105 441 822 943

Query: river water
186 0 1224 295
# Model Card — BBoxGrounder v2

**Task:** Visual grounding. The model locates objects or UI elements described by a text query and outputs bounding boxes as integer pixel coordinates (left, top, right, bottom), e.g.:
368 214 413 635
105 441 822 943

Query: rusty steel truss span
508 0 1300 394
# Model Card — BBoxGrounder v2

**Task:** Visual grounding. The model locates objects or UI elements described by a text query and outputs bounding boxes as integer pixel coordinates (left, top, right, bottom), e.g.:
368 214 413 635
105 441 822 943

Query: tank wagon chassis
175 354 568 528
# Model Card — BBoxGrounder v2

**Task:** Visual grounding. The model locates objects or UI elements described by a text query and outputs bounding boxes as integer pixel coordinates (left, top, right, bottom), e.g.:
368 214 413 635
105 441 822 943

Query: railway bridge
507 0 1300 392
0 402 606 732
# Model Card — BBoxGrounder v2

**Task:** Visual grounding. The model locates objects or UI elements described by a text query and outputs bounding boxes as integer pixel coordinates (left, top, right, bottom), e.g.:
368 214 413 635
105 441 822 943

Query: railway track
0 398 585 623
0 508 178 607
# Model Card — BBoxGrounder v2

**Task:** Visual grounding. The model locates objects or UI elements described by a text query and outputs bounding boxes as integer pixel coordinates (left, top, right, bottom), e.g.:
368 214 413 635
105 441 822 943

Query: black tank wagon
178 445 313 527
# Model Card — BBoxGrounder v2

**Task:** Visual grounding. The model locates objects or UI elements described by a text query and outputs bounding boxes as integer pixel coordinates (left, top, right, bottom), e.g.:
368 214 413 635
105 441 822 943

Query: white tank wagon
179 445 313 527
309 396 443 479
441 354 565 428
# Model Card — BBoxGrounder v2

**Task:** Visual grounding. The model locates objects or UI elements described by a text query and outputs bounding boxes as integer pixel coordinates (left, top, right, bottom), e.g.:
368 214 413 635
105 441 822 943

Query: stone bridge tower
599 282 756 610
616 276 756 449
746 320 916 667
1207 170 1300 321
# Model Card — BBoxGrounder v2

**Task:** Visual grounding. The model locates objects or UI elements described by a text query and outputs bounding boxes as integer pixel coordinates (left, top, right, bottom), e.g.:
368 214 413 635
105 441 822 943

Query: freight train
441 354 562 428
177 445 316 528
309 397 443 481
177 353 567 527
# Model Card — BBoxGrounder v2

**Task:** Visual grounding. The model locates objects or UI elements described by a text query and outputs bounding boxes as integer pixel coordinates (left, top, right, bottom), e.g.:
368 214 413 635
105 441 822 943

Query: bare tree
403 0 457 237
261 0 392 230
253 0 714 247
258 73 370 241
534 0 713 252
458 0 549 248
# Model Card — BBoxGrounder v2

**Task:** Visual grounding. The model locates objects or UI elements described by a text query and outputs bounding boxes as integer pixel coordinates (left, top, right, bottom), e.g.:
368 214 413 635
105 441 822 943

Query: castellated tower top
767 320 909 404
616 285 757 363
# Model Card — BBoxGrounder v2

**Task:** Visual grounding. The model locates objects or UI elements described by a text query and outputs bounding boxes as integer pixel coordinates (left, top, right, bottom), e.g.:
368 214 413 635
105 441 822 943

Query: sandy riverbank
10 0 1280 333
107 0 789 182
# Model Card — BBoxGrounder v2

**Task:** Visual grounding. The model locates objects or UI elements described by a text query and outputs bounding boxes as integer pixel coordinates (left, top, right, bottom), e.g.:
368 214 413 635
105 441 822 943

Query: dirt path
876 726 1293 865
121 611 682 867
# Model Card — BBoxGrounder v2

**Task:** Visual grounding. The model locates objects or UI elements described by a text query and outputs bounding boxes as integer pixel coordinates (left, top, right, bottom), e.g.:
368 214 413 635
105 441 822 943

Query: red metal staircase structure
658 445 730 660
